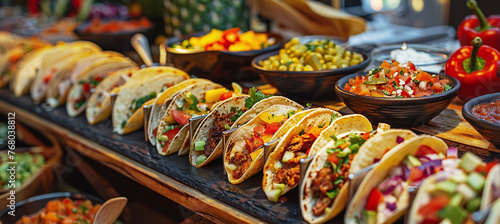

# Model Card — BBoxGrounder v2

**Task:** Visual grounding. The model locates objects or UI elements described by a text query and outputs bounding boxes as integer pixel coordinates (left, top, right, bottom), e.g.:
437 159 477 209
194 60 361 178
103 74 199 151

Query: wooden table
0 87 498 224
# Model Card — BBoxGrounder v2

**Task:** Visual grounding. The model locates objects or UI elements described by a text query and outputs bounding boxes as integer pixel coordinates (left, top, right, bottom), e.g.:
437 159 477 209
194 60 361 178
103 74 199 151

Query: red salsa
344 60 453 98
472 99 500 124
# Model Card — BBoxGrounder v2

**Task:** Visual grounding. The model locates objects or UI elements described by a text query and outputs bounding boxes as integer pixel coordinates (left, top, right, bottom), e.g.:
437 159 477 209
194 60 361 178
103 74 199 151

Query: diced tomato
366 188 383 211
418 195 450 220
354 75 364 86
370 91 385 97
416 71 432 82
384 83 395 94
344 84 351 92
307 126 323 138
94 76 103 82
362 132 370 140
430 76 439 84
171 109 192 126
357 85 371 96
380 61 392 69
391 60 400 67
328 152 339 165
395 74 411 85
401 90 411 98
254 124 266 136
83 82 90 92
476 164 487 174
152 127 158 136
486 161 499 175
46 200 59 212
408 168 424 183
222 27 240 43
432 82 444 93
407 61 416 71
43 75 52 83
219 90 233 101
264 122 280 134
416 145 436 156
245 134 264 152
160 128 181 152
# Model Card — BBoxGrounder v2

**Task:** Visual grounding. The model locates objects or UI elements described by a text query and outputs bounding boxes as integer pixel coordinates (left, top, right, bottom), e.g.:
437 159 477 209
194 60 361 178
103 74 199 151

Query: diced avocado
282 151 295 163
226 164 237 172
194 141 206 151
437 206 468 224
274 161 283 170
158 135 168 142
324 207 331 215
438 153 446 159
273 183 286 192
456 183 477 201
449 172 467 183
195 155 207 165
363 209 377 224
403 154 422 169
163 125 175 133
466 197 481 212
430 181 457 196
467 172 485 192
459 152 483 173
266 188 283 202
439 219 453 224
449 193 463 206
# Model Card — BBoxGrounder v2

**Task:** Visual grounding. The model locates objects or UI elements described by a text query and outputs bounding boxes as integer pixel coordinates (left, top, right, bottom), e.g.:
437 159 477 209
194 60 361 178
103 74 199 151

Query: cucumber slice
282 151 295 163
194 141 206 151
195 155 207 165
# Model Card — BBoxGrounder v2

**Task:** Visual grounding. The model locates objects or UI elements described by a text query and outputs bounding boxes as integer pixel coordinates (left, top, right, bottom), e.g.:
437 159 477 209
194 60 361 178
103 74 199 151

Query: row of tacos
4 34 498 224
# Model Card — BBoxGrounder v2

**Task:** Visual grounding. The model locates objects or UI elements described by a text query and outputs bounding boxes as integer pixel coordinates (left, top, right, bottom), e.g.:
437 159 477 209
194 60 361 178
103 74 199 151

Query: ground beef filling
311 168 335 216
204 111 235 157
273 133 317 187
230 149 251 179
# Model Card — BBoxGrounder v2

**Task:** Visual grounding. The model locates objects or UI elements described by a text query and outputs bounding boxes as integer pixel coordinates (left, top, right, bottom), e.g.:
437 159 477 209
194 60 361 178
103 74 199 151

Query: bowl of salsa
462 92 500 151
335 60 460 127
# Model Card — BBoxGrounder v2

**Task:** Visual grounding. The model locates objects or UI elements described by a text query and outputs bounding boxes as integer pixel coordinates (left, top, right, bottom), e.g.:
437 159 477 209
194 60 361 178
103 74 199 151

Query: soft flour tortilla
10 46 54 97
47 52 129 108
155 82 224 155
147 78 214 146
345 136 448 224
86 67 140 125
112 66 190 135
30 41 102 103
65 60 137 116
224 108 312 184
301 129 417 223
262 108 339 201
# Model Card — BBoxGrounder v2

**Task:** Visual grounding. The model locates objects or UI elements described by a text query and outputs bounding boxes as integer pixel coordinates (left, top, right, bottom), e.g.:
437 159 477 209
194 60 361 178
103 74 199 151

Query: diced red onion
386 202 397 211
417 160 443 177
417 155 431 164
381 176 402 195
396 136 405 144
401 164 410 181
373 158 381 163
447 147 458 158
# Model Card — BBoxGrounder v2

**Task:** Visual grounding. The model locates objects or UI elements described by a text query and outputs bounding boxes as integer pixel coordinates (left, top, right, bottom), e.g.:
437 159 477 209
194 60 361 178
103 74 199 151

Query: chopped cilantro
121 120 127 128
383 90 391 96
245 87 272 108
334 138 346 148
334 176 344 185
392 81 398 87
75 99 86 109
413 79 420 84
230 107 237 112
444 84 453 92
330 135 338 141
385 69 390 74
369 68 381 76
78 80 85 84
287 110 296 118
72 207 77 214
299 129 305 135
187 93 200 112
347 143 360 153
318 122 325 128
327 148 339 154
55 214 65 219
306 103 312 108
428 82 433 86
348 133 366 146
399 70 404 75
330 113 339 124
231 109 244 123
80 205 88 215
224 124 231 130
326 188 339 199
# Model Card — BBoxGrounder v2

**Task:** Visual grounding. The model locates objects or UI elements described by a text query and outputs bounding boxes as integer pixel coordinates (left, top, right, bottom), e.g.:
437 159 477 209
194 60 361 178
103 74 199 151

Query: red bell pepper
445 37 500 102
457 0 500 51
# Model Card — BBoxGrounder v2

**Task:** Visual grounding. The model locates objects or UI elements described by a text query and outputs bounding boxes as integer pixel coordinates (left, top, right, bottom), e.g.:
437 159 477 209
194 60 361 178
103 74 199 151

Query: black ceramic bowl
165 32 283 84
0 192 103 223
462 92 500 150
74 20 156 53
335 72 461 128
251 38 369 100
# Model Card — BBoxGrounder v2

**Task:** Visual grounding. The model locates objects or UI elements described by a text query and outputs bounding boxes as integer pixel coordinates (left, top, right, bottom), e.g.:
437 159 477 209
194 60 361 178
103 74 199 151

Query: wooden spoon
94 197 128 224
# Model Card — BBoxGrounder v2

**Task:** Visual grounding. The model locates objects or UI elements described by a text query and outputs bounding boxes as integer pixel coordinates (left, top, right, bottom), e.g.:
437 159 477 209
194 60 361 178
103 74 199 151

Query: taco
155 82 235 155
47 52 132 109
407 153 500 224
85 67 140 125
486 196 500 224
147 78 215 146
262 108 341 202
30 41 102 103
345 135 449 224
112 66 191 135
223 106 311 184
300 129 417 223
0 37 48 88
